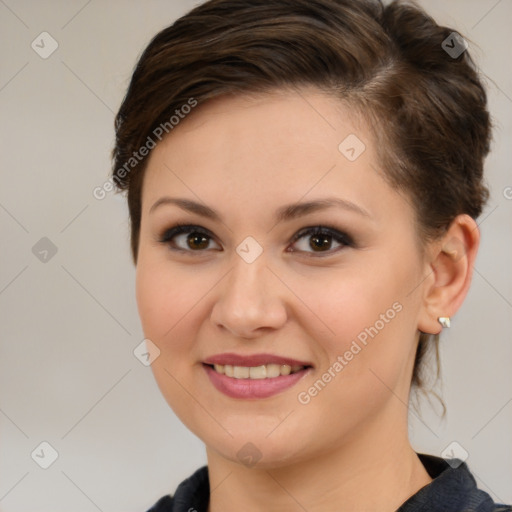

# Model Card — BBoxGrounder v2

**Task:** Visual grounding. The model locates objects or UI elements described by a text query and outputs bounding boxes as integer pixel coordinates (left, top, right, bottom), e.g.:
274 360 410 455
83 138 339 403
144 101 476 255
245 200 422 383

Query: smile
210 363 305 379
202 352 313 399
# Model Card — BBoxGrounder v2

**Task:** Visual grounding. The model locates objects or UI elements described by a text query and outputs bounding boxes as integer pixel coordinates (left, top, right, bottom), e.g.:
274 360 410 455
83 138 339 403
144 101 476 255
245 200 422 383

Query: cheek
287 269 417 437
293 253 421 388
294 267 404 349
135 257 196 353
135 258 206 429
135 262 166 338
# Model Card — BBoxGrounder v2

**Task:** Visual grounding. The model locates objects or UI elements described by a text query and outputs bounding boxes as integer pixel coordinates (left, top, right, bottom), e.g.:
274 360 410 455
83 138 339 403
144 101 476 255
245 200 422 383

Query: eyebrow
149 196 371 222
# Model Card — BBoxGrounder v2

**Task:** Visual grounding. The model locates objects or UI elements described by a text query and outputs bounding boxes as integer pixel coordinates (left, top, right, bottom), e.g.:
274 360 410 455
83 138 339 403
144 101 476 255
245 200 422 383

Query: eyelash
158 223 354 258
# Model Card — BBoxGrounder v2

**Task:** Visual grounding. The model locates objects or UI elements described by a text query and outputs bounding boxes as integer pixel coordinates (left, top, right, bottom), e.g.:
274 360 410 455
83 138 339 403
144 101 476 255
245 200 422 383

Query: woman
111 0 511 510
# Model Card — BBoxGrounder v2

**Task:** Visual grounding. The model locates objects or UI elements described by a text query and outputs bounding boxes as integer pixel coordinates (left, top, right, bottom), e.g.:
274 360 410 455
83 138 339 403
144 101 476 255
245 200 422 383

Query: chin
201 425 315 470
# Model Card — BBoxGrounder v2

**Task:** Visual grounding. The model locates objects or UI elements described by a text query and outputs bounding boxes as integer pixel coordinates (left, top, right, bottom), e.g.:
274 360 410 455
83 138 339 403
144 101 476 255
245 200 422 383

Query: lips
203 352 313 368
202 352 313 399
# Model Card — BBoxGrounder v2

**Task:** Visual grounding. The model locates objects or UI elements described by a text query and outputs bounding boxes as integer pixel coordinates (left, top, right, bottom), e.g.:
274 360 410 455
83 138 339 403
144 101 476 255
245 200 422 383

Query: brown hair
111 0 491 411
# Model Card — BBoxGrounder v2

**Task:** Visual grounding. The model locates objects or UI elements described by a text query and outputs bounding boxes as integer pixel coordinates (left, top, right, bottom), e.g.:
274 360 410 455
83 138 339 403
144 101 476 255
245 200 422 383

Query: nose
210 252 287 339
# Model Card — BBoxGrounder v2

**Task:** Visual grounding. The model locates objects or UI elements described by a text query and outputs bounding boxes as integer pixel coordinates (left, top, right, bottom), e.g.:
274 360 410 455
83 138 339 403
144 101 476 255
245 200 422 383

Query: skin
135 86 480 512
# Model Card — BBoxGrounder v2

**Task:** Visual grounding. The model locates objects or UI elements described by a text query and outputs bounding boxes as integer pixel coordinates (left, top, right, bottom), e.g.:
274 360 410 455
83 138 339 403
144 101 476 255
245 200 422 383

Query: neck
206 405 432 512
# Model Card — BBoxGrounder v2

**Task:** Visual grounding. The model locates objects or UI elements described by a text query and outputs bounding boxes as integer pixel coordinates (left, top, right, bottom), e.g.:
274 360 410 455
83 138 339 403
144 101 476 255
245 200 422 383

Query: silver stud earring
438 317 451 328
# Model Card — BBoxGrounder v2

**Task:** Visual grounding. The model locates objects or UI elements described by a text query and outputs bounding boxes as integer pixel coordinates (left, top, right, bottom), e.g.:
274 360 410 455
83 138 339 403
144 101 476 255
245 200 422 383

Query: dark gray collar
147 453 510 512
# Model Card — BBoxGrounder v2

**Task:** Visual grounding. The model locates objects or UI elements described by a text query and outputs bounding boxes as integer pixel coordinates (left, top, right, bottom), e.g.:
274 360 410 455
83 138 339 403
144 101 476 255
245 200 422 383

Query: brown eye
289 226 353 256
185 232 210 250
159 225 221 253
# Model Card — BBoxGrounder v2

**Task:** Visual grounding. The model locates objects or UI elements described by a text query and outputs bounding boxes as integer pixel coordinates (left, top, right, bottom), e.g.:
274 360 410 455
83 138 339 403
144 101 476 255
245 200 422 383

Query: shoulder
144 466 209 512
402 453 512 512
146 494 173 512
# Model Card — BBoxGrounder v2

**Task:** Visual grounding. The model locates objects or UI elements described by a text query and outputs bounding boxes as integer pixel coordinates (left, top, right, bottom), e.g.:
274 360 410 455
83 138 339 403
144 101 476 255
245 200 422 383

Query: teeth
234 366 250 378
249 365 266 379
266 364 281 378
211 363 305 379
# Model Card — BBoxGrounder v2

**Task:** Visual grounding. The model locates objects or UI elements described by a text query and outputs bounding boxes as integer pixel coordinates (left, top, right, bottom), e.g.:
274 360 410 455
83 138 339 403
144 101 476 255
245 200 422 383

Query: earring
438 317 451 328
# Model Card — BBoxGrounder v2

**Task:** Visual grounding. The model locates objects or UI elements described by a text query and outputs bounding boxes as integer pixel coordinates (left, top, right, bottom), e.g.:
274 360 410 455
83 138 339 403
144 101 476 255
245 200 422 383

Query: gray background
0 1 510 510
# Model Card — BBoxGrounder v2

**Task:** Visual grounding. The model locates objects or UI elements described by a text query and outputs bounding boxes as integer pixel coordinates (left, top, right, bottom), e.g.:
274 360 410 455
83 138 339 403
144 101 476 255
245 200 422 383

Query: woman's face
136 88 431 468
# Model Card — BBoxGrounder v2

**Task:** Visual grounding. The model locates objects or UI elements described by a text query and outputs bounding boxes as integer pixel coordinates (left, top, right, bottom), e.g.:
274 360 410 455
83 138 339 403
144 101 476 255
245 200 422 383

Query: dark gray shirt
146 453 511 512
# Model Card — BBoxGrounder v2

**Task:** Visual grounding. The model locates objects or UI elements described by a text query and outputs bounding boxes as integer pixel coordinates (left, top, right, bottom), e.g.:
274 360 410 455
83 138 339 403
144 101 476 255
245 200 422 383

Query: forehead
161 87 366 154
145 89 370 181
141 87 411 229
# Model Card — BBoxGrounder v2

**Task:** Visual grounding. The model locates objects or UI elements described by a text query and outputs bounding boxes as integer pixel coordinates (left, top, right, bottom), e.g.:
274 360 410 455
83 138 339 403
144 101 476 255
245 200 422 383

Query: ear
417 214 480 335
